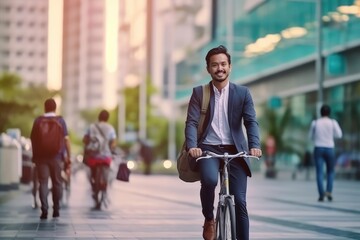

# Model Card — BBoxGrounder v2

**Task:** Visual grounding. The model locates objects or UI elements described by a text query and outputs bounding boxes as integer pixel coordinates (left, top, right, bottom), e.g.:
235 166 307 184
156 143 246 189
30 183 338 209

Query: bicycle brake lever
195 151 212 161
246 155 260 161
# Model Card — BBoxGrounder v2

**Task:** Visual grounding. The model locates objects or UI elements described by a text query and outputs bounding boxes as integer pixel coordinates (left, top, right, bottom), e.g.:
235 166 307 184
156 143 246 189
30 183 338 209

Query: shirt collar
212 82 229 94
44 112 56 117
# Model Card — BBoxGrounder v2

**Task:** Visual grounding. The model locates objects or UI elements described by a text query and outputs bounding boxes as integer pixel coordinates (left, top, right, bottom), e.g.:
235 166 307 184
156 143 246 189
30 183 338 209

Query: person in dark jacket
139 139 154 175
185 45 262 240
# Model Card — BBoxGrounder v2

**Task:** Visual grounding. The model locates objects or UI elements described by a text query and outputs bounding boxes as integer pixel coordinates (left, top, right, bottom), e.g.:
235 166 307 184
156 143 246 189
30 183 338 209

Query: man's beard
212 71 228 82
213 78 226 83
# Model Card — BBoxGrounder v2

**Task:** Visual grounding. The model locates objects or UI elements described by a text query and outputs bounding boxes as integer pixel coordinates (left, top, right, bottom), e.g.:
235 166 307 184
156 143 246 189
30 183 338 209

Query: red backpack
31 116 64 159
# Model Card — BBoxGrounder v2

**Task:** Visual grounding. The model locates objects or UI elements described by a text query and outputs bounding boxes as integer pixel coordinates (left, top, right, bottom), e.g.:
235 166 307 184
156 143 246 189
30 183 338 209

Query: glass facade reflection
176 0 360 173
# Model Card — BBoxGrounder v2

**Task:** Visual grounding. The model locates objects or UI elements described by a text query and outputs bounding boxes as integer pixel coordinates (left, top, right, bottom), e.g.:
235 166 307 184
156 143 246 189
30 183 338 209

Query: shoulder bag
177 84 210 182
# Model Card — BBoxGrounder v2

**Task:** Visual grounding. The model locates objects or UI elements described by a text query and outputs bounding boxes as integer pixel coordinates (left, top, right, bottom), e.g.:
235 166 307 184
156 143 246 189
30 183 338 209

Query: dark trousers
198 144 249 240
36 159 63 213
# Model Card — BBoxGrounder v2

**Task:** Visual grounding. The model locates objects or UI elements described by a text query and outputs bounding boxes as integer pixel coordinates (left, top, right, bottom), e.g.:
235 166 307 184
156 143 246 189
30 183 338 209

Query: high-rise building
62 0 119 134
0 0 49 86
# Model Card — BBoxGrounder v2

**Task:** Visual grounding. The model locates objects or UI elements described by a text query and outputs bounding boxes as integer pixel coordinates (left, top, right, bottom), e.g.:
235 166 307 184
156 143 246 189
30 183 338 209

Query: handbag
177 84 210 182
116 162 130 182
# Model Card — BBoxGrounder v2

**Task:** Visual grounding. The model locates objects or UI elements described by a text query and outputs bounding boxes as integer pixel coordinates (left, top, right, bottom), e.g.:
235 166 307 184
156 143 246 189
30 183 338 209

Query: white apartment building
0 0 49 86
62 0 119 135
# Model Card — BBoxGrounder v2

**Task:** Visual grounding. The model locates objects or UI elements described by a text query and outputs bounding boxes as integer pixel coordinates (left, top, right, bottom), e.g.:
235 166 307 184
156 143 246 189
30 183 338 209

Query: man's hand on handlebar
190 147 262 158
249 148 262 158
189 147 203 158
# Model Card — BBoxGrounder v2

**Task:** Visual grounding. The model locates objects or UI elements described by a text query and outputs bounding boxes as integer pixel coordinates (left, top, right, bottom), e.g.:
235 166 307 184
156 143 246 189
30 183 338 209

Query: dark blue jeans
198 144 249 240
314 147 336 197
36 158 63 213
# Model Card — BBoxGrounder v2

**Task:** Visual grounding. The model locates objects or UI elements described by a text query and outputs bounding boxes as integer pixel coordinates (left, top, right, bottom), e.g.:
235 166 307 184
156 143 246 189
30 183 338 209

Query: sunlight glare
47 0 63 90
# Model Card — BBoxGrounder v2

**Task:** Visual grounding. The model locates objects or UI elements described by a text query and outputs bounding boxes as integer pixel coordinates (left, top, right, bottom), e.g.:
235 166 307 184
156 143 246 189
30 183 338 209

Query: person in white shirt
309 104 342 202
82 110 117 209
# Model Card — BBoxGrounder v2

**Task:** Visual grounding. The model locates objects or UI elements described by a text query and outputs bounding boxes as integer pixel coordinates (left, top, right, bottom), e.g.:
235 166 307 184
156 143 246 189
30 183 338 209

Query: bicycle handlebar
195 150 260 162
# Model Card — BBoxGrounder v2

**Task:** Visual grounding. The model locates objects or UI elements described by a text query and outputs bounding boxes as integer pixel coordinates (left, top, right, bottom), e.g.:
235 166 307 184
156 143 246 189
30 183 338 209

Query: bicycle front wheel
215 202 223 239
224 197 236 240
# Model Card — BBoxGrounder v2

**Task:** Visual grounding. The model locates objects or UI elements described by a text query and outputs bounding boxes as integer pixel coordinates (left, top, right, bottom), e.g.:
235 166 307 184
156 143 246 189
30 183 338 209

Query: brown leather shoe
203 218 215 240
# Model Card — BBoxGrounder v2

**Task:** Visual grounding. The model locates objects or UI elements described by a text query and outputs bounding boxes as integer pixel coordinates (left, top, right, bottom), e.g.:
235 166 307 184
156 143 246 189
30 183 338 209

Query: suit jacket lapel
228 83 235 127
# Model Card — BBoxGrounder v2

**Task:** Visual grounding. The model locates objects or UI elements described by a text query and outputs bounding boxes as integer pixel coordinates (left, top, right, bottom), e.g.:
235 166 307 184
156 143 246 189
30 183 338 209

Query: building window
3 6 11 12
2 21 10 27
1 50 10 56
1 36 10 42
1 65 9 71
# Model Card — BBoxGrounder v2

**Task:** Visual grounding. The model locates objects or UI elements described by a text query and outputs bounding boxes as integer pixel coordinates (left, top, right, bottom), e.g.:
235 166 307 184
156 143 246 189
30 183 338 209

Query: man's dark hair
98 110 110 122
44 98 56 113
205 45 231 67
320 104 331 117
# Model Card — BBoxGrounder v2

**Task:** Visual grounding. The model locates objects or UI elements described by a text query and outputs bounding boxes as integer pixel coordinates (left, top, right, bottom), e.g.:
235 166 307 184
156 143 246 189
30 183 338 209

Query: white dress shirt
203 83 234 145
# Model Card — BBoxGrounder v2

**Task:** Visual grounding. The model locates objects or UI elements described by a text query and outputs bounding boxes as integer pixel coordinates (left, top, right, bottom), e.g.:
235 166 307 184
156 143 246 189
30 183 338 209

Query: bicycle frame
221 152 231 197
196 151 259 240
196 151 259 193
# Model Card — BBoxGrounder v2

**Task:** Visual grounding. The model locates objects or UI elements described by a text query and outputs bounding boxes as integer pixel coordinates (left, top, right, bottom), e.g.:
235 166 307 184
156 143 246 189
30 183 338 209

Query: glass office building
175 0 360 172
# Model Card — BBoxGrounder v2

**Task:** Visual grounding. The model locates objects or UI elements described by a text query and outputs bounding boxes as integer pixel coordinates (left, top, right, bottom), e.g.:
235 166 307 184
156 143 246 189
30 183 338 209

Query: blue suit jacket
185 81 260 176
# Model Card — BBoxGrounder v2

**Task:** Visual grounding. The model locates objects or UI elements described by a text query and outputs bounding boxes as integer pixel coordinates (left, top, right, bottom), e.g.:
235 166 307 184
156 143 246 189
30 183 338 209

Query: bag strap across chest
197 84 210 138
94 123 106 139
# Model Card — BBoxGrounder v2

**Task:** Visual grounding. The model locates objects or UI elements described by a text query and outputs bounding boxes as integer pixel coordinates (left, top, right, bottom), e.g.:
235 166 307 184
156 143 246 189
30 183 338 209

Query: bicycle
196 151 259 240
92 162 110 210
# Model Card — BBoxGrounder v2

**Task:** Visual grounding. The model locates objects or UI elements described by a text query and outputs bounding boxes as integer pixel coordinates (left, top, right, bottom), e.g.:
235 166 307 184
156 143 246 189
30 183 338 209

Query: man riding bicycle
185 45 262 240
83 110 117 209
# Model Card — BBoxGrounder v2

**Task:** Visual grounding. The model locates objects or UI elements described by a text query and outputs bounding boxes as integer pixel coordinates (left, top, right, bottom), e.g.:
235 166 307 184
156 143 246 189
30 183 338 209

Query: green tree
120 78 169 158
79 77 170 159
0 72 58 137
258 103 307 176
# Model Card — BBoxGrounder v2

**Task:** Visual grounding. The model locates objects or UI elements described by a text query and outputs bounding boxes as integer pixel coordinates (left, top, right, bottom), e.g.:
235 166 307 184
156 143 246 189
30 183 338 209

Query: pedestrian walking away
82 109 117 210
138 139 155 175
30 98 71 219
184 45 262 240
309 104 342 202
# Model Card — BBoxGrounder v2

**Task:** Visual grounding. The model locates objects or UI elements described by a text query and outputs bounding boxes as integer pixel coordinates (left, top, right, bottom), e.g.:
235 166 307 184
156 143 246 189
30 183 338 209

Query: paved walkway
0 167 359 239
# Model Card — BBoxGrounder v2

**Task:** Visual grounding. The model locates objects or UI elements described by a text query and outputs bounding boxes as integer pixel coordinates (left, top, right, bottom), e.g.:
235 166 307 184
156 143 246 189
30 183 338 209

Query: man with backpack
30 98 71 219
